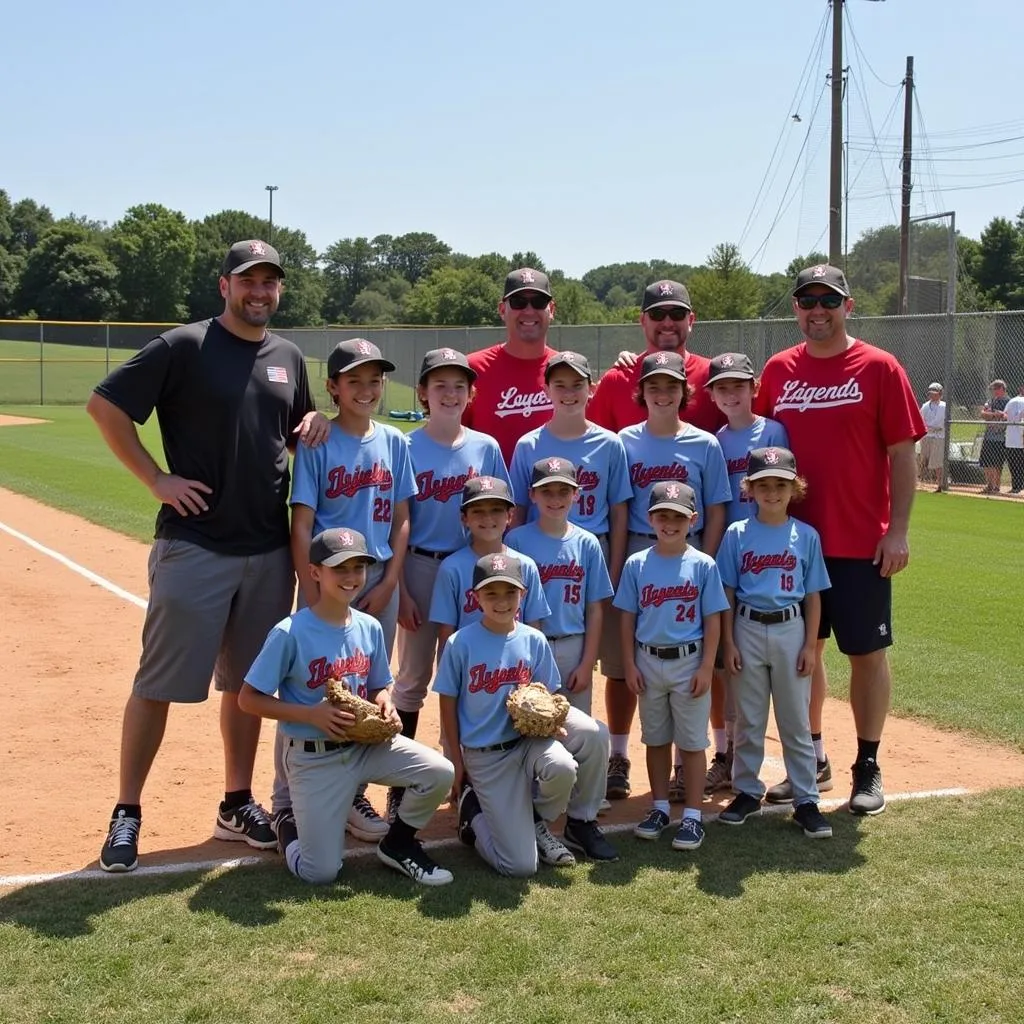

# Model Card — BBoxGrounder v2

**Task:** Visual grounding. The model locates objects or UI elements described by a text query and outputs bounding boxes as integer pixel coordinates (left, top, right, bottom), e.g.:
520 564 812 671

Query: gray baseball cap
642 280 692 312
222 239 285 277
418 347 476 383
328 338 396 376
793 264 850 297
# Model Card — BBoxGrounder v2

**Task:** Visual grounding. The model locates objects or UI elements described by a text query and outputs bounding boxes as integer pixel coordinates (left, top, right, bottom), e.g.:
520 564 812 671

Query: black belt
738 604 801 625
409 546 454 560
291 738 353 753
638 641 700 660
466 738 521 753
630 531 657 540
545 633 581 642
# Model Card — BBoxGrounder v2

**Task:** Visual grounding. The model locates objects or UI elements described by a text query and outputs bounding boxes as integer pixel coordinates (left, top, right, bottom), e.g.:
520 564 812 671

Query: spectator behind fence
1004 383 1024 494
917 383 946 490
979 379 1009 495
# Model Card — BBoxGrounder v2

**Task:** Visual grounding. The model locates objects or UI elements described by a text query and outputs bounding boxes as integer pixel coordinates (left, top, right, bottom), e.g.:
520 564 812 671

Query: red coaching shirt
755 339 926 559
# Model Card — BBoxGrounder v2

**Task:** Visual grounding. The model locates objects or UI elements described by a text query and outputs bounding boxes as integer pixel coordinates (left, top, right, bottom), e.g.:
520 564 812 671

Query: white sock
683 807 702 822
813 737 825 761
610 734 629 758
653 800 670 816
713 728 728 754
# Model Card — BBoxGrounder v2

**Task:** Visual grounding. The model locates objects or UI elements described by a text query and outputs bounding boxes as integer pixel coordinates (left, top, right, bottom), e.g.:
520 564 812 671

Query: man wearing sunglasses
755 264 925 818
463 268 557 466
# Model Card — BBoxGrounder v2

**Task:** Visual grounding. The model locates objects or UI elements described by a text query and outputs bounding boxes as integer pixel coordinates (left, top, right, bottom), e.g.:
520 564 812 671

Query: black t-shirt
985 394 1009 438
95 318 315 555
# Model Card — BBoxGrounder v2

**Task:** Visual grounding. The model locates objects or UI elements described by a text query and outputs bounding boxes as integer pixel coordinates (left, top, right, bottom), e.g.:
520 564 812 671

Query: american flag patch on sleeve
266 366 289 384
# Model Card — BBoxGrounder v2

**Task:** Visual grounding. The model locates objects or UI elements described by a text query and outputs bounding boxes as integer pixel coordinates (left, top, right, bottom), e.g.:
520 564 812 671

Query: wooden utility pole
897 57 915 314
828 0 844 266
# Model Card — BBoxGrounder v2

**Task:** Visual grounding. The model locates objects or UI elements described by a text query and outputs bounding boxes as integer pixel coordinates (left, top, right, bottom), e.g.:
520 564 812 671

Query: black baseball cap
639 350 687 383
309 528 376 567
648 481 697 516
418 347 476 383
706 352 756 386
530 456 579 488
642 280 692 312
545 351 592 382
746 446 798 481
503 267 553 300
793 264 850 297
472 551 526 591
327 338 397 376
460 475 515 509
222 239 285 277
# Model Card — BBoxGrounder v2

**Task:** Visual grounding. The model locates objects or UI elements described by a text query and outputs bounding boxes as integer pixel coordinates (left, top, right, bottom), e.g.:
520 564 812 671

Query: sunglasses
506 294 550 310
795 293 845 310
646 307 690 322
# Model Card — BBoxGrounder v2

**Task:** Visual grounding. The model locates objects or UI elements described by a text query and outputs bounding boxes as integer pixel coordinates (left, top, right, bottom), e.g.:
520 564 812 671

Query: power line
845 5 903 88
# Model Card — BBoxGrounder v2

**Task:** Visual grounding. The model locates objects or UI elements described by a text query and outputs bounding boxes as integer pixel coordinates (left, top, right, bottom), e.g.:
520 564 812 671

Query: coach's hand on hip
874 529 909 578
151 471 212 516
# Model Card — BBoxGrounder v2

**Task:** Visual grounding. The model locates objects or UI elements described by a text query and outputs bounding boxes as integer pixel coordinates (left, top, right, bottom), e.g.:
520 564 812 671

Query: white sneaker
535 820 576 866
346 794 389 841
598 797 612 815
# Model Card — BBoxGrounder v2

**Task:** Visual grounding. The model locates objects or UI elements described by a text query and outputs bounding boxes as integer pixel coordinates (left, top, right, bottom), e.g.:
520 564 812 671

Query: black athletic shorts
979 436 1006 469
818 557 893 656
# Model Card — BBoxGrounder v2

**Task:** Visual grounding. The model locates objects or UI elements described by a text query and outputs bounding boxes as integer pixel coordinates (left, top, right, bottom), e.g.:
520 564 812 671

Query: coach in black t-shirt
87 239 330 873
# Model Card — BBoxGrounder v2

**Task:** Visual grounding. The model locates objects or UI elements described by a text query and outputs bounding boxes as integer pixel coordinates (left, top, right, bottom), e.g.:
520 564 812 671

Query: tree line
1 187 1021 327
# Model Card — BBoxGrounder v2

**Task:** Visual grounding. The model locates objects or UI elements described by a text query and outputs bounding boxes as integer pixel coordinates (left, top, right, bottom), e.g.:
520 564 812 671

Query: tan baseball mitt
505 682 570 738
325 681 401 744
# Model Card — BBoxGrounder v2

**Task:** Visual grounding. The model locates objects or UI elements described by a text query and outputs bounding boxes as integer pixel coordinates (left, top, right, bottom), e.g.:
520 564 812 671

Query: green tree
509 251 547 273
0 246 23 316
976 216 1024 309
784 252 829 278
404 266 501 325
350 288 398 324
684 244 762 320
7 198 54 255
385 232 452 284
0 190 11 248
323 236 379 321
551 279 607 325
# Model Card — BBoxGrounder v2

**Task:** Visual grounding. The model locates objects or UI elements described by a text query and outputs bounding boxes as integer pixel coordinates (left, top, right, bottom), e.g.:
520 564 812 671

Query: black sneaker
606 753 631 800
849 759 886 816
793 802 833 838
213 799 277 850
718 792 762 826
563 818 619 862
377 839 454 886
671 817 705 850
99 809 141 873
457 784 481 847
271 808 297 854
633 807 670 840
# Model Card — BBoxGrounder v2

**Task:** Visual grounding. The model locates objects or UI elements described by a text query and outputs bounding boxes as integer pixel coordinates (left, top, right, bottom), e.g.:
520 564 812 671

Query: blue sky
7 0 1023 278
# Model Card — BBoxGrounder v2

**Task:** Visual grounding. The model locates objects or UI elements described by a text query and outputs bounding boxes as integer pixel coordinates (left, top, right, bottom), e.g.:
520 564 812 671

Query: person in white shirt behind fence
917 383 946 489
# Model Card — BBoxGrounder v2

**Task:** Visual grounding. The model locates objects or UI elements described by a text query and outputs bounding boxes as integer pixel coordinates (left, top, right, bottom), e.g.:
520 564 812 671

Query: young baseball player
614 481 729 851
434 552 617 875
238 528 455 885
506 456 615 716
715 447 833 838
279 337 417 844
703 352 790 797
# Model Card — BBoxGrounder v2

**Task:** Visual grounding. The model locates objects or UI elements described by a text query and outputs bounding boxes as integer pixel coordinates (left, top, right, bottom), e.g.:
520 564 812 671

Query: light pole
265 185 279 243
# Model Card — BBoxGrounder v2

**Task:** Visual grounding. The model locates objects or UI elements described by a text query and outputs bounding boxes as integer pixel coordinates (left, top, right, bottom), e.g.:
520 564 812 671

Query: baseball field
1 402 1022 1024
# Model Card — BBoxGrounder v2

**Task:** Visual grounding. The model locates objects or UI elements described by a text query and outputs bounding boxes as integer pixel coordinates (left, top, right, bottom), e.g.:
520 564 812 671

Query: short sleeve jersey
462 344 556 465
1004 395 1024 449
984 394 1010 438
244 607 392 740
716 516 831 611
433 621 560 749
589 349 725 435
93 318 315 555
755 339 926 559
509 423 632 535
619 422 732 535
613 546 729 645
505 523 614 639
291 421 417 561
716 416 790 526
406 427 511 553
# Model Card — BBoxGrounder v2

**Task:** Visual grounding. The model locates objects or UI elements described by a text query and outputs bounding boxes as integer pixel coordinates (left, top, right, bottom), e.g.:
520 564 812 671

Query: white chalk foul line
0 519 148 609
0 787 973 889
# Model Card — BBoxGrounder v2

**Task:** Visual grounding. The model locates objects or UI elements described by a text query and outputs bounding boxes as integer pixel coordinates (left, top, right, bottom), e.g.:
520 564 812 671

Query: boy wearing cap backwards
239 528 455 886
434 552 617 874
507 457 615 716
277 337 417 844
614 482 729 851
715 448 833 838
702 353 790 797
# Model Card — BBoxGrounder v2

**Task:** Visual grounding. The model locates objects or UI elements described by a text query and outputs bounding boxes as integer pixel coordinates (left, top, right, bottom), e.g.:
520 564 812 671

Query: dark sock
811 732 822 741
397 708 419 740
533 808 543 824
221 789 253 812
113 803 141 820
856 739 880 764
384 816 417 849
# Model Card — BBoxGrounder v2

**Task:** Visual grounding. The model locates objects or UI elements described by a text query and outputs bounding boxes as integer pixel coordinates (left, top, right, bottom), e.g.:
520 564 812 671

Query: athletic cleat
535 820 576 866
793 802 833 838
457 784 481 847
99 809 141 872
718 792 762 826
633 807 671 841
849 760 886 816
346 794 390 841
274 808 299 853
606 753 632 800
671 817 705 850
598 797 612 815
377 839 454 886
765 757 833 804
214 800 277 850
667 765 686 802
704 751 733 794
386 787 403 825
563 818 619 862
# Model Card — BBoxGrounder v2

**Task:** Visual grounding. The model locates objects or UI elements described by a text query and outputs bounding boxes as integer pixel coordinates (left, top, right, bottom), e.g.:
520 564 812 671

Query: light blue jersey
619 422 731 535
406 427 511 553
291 421 416 560
613 546 729 645
716 417 790 525
505 523 614 639
428 545 551 628
509 424 632 535
433 621 559 748
716 516 830 611
245 607 392 740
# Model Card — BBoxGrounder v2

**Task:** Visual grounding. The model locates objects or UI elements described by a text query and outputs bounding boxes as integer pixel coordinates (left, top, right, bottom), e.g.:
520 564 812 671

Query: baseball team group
85 239 926 886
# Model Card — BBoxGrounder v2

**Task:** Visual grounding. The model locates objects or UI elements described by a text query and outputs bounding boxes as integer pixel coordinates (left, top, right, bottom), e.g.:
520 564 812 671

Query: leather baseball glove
505 682 570 738
325 681 401 744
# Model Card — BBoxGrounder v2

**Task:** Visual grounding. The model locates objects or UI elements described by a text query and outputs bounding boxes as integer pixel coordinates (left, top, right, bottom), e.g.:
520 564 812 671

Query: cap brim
319 552 377 567
531 475 579 488
228 259 285 278
419 363 477 384
503 286 553 300
643 300 692 312
640 370 687 383
793 283 847 297
706 371 755 386
331 355 398 374
649 501 696 515
460 494 515 509
473 574 526 591
746 469 797 481
545 363 590 380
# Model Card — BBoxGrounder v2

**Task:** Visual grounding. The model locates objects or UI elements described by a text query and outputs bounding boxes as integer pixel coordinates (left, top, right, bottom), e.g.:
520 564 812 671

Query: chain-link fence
3 313 1023 497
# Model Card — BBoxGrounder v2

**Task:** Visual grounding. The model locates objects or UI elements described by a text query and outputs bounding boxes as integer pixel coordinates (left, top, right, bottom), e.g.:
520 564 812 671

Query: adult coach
462 268 557 465
755 263 925 815
980 379 1010 494
917 383 946 489
1004 382 1024 494
87 239 330 872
